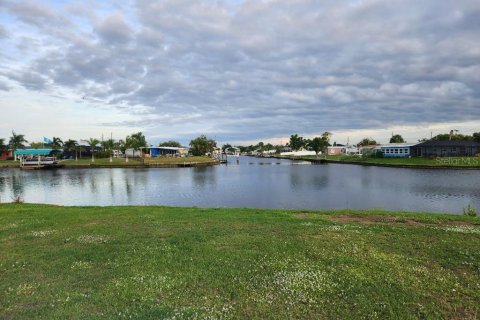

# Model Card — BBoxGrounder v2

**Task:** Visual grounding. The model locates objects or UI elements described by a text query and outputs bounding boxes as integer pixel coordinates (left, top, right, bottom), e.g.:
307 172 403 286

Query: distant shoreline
261 155 480 170
0 157 219 169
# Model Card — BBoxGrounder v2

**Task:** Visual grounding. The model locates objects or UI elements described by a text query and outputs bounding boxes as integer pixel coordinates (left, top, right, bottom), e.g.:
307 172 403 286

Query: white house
380 143 417 158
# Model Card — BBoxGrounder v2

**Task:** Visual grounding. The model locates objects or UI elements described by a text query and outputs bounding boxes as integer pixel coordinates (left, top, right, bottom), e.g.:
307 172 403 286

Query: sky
0 0 479 146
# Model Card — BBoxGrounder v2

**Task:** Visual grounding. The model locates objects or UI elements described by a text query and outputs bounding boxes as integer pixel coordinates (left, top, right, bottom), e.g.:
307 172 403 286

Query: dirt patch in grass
328 214 477 227
293 213 311 219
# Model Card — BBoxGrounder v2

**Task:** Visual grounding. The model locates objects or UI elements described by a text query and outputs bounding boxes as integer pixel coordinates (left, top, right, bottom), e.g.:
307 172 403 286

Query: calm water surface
1 156 479 214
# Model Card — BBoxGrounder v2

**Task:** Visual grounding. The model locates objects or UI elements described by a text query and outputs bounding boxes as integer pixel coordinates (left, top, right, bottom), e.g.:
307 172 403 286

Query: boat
14 149 64 170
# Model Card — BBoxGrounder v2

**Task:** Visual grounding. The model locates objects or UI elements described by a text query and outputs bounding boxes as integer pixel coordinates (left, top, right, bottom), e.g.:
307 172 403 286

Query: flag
43 137 52 144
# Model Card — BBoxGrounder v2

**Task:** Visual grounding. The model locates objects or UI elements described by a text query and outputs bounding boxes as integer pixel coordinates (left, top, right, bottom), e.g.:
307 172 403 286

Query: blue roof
14 149 61 156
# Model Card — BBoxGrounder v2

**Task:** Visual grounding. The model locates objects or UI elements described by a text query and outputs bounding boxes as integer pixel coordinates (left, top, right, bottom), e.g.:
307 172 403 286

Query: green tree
389 134 405 143
87 138 100 162
101 138 115 151
29 142 44 149
308 137 324 157
308 135 331 157
159 140 182 148
189 135 216 156
51 137 63 149
8 131 28 160
357 138 377 147
63 139 78 160
322 132 332 144
289 134 304 151
125 132 148 150
472 132 480 143
431 132 472 141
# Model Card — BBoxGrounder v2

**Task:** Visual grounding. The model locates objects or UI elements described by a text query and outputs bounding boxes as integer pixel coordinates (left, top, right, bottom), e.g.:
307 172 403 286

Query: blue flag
43 137 52 144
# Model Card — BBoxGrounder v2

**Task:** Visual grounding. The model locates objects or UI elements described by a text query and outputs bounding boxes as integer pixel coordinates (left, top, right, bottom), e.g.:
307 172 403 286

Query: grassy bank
1 205 479 319
301 155 480 168
0 160 19 168
0 157 217 168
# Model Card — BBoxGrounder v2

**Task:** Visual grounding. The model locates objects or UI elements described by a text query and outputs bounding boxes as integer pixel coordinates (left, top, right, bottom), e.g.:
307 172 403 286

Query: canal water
1 156 479 214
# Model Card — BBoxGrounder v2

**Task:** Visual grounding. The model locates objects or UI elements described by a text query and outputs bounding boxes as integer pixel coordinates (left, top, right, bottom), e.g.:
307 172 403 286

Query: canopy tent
14 149 62 156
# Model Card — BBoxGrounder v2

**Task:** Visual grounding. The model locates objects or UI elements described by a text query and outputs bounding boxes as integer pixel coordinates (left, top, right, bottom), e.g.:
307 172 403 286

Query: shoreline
262 155 480 170
0 158 220 169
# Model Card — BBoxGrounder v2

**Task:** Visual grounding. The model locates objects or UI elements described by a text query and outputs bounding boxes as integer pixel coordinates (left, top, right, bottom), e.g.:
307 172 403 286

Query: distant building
327 146 344 155
145 147 189 157
380 143 417 158
411 140 480 157
327 145 359 156
280 150 317 157
0 149 13 160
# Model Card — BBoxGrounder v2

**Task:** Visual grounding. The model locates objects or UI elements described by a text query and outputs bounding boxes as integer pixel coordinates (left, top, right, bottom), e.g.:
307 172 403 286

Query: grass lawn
302 155 480 167
1 205 479 319
0 160 19 168
61 156 216 167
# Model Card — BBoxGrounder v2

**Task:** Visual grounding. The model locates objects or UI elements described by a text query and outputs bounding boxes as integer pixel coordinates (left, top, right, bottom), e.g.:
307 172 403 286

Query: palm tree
101 138 114 151
8 131 28 161
87 138 100 162
51 137 63 149
63 139 78 160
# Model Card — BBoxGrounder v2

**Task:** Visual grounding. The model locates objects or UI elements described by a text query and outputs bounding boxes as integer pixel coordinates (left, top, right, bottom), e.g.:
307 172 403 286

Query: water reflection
0 158 479 214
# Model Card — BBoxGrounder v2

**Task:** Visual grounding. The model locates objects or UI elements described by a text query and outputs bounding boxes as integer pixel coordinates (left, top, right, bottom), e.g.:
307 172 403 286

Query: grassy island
1 204 479 319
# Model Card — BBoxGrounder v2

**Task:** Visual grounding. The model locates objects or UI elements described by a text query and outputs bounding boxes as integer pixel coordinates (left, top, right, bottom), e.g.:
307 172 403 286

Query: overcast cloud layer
0 0 479 144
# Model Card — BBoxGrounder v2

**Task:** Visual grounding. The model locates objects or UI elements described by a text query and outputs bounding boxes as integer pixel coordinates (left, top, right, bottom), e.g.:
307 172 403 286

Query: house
327 146 345 155
411 140 480 157
145 147 189 157
125 148 144 158
327 145 359 155
0 149 13 160
380 143 417 158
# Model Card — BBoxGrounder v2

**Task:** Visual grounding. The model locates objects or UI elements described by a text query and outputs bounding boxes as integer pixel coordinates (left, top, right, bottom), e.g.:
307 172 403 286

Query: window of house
395 149 398 153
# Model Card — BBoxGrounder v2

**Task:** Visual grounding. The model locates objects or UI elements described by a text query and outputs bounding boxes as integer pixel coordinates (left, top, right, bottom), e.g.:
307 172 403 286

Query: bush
94 150 113 158
463 204 478 217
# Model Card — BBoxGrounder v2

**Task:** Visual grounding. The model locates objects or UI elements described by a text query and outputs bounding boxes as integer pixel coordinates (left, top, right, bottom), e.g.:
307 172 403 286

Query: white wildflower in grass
0 223 18 231
77 234 110 244
15 283 38 296
110 273 178 304
31 230 56 237
247 256 336 308
71 261 93 270
301 222 313 226
431 226 480 234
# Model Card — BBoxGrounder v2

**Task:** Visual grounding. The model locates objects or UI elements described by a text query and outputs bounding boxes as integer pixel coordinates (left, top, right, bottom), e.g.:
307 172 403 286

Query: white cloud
0 0 479 145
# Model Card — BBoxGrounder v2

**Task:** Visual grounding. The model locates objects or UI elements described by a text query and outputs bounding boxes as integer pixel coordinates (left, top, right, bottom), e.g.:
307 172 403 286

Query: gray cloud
1 0 480 142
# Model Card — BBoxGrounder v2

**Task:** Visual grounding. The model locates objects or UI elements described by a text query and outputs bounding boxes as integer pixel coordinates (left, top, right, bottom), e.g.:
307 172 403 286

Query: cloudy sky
0 0 479 146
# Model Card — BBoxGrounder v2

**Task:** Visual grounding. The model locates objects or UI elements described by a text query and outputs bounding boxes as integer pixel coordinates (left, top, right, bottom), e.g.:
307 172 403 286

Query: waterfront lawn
0 160 19 168
314 155 480 167
1 205 479 319
61 156 215 167
144 156 216 165
61 158 144 166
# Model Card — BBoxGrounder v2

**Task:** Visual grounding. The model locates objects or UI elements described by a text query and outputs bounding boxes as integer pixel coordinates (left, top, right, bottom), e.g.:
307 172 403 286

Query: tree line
0 131 220 159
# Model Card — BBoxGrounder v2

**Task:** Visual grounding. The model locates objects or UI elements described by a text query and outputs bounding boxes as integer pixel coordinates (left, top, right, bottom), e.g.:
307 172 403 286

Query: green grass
0 160 19 168
1 205 479 319
59 156 216 167
302 155 480 167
